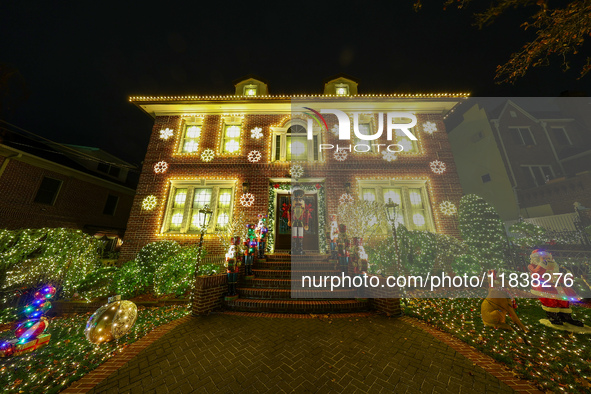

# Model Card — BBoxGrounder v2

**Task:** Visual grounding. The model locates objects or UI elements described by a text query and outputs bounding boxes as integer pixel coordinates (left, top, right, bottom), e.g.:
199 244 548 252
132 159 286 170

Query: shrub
77 266 119 300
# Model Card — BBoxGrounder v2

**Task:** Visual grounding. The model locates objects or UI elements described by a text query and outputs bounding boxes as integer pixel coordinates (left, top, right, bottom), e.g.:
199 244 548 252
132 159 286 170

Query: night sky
2 1 590 166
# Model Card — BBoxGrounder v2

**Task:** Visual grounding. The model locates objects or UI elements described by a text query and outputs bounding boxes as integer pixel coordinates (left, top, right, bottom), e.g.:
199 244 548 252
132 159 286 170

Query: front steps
226 253 369 314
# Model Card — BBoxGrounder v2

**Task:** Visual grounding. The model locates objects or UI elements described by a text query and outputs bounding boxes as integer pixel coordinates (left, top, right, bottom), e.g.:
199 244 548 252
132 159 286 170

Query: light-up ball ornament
15 317 49 341
24 299 52 319
85 300 138 344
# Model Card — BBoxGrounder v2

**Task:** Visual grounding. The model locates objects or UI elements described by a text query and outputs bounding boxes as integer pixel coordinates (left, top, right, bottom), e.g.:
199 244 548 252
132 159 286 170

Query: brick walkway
75 313 519 393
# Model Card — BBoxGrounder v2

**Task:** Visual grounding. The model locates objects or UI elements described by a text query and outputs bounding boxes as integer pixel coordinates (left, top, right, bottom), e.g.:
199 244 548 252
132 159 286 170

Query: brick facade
0 155 134 233
121 93 466 262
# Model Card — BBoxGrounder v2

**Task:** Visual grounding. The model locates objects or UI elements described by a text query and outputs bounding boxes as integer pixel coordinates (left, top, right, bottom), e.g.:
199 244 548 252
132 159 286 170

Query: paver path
88 314 514 393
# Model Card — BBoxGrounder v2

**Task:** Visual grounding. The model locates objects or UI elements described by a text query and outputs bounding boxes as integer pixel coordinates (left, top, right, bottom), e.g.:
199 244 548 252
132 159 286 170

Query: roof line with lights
130 93 470 102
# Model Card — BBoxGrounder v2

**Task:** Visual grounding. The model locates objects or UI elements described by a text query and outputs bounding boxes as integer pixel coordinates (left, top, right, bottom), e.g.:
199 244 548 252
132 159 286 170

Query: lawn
404 298 591 393
0 305 189 394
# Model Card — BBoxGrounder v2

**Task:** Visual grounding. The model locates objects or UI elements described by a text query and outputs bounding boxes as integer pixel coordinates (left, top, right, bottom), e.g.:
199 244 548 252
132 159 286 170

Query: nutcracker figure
337 224 350 271
289 186 308 255
329 215 339 259
255 215 269 259
528 249 584 327
224 237 241 297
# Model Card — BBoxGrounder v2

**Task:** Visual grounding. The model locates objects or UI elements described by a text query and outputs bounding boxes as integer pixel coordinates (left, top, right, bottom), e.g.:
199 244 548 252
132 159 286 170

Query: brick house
120 76 468 262
0 126 136 251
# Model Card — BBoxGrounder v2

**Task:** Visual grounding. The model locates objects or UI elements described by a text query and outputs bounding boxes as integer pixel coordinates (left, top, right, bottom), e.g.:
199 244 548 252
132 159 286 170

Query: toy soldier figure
225 237 241 298
329 215 339 259
289 186 307 255
255 215 269 259
244 224 257 277
337 224 350 272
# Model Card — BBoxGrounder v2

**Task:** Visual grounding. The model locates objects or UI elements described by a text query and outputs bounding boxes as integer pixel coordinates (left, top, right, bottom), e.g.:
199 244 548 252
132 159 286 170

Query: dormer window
335 83 349 96
243 84 258 96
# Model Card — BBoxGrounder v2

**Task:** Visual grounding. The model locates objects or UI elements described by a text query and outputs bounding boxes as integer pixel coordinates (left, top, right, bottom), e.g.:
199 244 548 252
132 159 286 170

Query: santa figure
528 249 584 327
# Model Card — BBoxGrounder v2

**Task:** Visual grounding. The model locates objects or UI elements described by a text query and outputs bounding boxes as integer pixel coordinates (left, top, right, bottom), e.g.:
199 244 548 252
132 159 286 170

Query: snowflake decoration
247 150 262 163
142 195 158 210
250 127 263 139
339 193 355 205
201 149 215 162
423 122 437 134
159 128 174 140
290 164 304 179
429 160 447 174
439 201 457 216
153 161 168 174
381 150 398 162
330 124 339 136
239 193 255 207
333 148 348 162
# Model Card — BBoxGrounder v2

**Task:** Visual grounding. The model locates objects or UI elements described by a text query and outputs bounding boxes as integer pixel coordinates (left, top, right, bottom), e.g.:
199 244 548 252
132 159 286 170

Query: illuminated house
120 75 468 262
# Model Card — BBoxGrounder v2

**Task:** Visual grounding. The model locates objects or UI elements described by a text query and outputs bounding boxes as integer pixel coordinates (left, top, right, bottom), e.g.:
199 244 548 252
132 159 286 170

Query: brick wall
192 274 227 315
366 276 402 315
120 111 464 261
0 158 134 232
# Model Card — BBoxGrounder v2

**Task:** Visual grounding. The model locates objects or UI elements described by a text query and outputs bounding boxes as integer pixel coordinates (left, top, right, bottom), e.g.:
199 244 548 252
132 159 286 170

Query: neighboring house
0 126 137 252
448 98 591 222
120 75 468 261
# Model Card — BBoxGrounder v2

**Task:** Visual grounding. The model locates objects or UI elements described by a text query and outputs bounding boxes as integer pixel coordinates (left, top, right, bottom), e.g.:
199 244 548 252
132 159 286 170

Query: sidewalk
71 313 522 393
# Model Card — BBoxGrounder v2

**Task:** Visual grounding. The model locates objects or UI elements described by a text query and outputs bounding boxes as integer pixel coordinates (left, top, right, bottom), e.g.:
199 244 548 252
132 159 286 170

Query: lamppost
385 198 401 274
191 204 213 316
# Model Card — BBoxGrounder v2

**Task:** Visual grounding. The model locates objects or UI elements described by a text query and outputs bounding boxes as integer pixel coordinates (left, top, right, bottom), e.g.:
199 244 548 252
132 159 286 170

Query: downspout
0 153 22 180
491 120 521 218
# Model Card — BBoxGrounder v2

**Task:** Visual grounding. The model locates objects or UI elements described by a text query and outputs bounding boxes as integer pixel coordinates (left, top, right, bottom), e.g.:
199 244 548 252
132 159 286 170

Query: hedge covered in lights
0 228 101 298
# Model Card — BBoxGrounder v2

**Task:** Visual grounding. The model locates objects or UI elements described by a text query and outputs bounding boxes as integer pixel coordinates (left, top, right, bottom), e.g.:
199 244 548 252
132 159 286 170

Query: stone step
255 261 336 270
246 278 293 288
265 253 330 262
236 287 358 299
225 298 369 313
252 269 343 279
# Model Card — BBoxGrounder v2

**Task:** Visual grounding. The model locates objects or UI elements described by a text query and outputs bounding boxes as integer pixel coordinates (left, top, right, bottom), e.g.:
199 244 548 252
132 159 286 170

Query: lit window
354 122 377 153
273 124 320 162
181 125 202 153
244 84 257 96
360 183 433 231
335 84 349 96
222 124 241 154
164 183 234 233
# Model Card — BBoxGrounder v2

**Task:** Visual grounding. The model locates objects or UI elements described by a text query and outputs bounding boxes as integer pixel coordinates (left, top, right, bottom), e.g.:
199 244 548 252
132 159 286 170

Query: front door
275 193 319 252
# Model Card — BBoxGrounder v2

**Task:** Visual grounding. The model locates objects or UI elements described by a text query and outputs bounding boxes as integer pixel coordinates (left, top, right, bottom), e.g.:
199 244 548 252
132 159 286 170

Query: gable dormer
323 74 359 96
233 75 269 96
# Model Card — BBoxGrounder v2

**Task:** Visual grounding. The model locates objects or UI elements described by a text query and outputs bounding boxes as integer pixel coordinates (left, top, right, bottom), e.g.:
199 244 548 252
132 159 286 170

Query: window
243 84 257 96
180 124 202 153
509 127 535 146
359 180 433 231
34 177 62 205
97 162 121 178
221 122 242 154
394 127 418 153
510 111 517 118
481 173 492 183
521 165 554 187
272 123 320 162
353 117 378 153
103 195 119 215
163 181 235 233
335 83 349 96
551 127 572 146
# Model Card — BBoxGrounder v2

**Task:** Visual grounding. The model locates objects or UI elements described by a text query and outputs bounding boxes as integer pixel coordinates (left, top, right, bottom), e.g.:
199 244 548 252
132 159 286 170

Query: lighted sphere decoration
85 300 138 344
15 317 49 341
